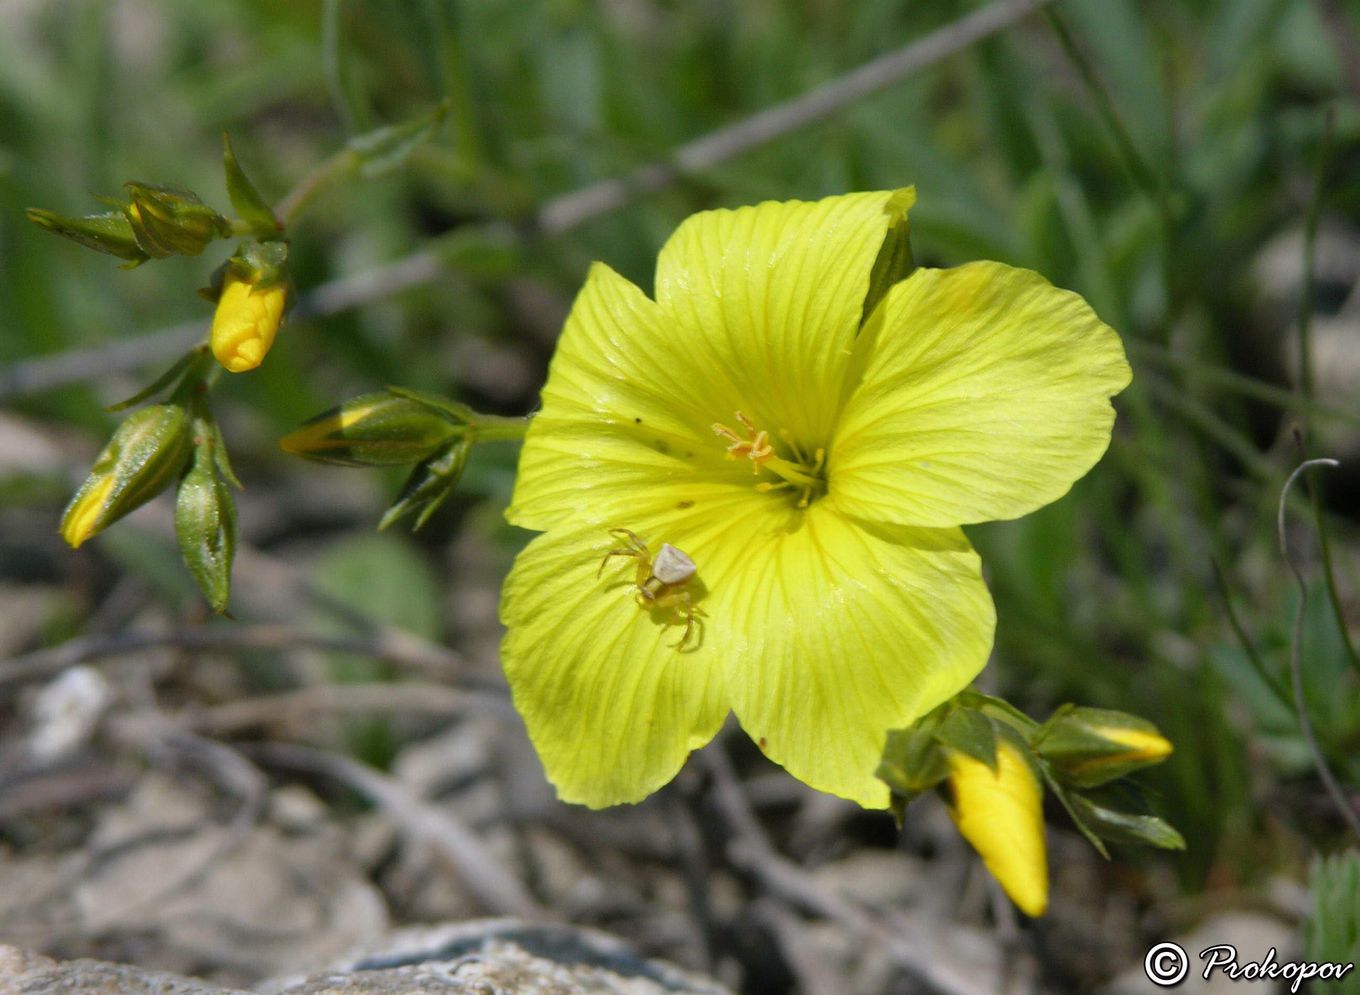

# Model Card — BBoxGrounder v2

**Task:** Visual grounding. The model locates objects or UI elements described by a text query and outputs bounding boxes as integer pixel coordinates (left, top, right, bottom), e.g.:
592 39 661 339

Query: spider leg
598 546 641 579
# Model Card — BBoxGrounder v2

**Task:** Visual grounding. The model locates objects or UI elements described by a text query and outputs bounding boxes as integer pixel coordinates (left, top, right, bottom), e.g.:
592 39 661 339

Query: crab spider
598 527 705 650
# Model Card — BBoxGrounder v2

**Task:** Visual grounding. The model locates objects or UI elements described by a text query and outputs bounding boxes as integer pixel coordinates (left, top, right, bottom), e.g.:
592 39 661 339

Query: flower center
712 411 826 508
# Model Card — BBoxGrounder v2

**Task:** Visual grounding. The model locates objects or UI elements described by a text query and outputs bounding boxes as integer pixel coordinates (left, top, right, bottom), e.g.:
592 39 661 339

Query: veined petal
499 517 732 808
716 503 994 808
831 261 1131 528
508 263 743 533
652 188 916 450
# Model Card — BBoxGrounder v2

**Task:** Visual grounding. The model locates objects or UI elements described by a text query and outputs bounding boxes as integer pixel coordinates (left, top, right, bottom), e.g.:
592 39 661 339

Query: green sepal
935 706 998 769
211 419 242 490
347 97 451 179
201 240 292 304
958 690 1041 734
378 441 471 532
175 411 238 614
280 390 465 467
876 726 949 801
223 133 282 240
25 207 150 266
859 186 916 329
123 182 232 257
1037 761 1110 858
1066 791 1186 852
383 385 478 424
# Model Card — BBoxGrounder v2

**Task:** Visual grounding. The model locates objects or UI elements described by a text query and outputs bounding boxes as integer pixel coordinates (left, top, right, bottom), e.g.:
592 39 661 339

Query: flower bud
60 404 194 548
280 392 464 467
1035 707 1173 788
25 208 151 266
176 420 237 614
210 273 288 373
123 183 231 258
946 739 1048 917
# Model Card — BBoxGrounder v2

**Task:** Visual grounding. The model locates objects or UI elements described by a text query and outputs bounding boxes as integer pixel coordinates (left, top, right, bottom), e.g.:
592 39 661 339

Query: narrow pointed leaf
223 133 281 239
347 98 452 179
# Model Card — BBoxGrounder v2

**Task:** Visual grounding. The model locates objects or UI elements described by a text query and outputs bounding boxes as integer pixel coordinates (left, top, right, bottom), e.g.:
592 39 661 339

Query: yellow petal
1072 725 1174 776
715 501 994 808
948 741 1048 917
654 189 915 448
59 474 117 548
499 517 732 808
507 261 764 532
832 261 1131 528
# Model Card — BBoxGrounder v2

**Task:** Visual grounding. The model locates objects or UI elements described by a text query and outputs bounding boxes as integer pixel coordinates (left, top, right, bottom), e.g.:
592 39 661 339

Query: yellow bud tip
1081 726 1174 771
59 475 117 548
210 276 286 374
947 742 1049 917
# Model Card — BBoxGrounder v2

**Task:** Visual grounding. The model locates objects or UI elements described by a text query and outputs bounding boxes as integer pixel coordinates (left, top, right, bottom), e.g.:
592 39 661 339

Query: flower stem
467 414 531 443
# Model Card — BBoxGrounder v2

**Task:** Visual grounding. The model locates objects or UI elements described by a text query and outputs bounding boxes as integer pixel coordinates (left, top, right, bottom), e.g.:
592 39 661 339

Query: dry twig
1276 457 1360 841
0 622 478 692
247 740 543 919
703 748 1008 995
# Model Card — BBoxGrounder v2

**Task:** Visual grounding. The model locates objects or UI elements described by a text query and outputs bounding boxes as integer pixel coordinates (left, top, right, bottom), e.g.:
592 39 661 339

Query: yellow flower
210 274 286 373
500 189 1130 808
946 741 1048 917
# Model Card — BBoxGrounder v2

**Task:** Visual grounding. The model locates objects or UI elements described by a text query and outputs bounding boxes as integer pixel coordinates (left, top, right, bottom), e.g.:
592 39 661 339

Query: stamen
713 410 828 507
712 410 774 474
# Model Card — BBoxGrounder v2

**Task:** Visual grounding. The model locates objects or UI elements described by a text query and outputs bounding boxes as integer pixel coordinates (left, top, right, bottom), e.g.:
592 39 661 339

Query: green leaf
107 348 205 412
347 97 452 179
1305 851 1360 994
1039 763 1109 859
311 532 443 643
1068 792 1186 851
223 133 281 239
378 441 471 531
935 707 997 769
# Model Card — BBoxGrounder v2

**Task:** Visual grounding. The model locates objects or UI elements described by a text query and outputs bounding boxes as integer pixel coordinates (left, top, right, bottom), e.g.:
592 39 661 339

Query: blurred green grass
3 0 1359 903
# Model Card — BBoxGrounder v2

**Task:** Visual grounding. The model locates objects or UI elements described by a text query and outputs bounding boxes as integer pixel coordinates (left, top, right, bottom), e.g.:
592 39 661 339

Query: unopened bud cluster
58 350 240 614
28 134 290 376
877 694 1179 919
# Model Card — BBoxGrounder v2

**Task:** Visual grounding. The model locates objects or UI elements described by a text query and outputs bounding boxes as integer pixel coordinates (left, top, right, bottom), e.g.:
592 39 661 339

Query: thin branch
246 740 543 918
1277 457 1360 841
0 0 1053 402
703 748 1005 995
0 623 479 691
185 681 513 735
1208 557 1292 708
